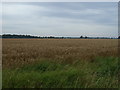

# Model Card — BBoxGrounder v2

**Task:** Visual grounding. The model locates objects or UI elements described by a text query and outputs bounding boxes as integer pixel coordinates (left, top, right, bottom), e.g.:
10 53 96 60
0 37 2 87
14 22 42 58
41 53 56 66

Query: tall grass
3 57 118 88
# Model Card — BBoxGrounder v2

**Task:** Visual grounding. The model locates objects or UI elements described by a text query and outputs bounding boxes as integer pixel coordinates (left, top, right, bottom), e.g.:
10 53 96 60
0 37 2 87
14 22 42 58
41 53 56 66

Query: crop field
2 39 119 88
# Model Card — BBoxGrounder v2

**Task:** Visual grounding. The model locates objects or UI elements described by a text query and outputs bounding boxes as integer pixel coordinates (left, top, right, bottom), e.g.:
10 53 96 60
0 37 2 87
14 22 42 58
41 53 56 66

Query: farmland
2 39 119 88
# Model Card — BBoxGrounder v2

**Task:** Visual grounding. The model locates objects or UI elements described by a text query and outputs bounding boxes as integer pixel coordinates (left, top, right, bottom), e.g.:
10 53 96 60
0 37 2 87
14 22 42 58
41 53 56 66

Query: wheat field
3 39 118 68
2 39 119 88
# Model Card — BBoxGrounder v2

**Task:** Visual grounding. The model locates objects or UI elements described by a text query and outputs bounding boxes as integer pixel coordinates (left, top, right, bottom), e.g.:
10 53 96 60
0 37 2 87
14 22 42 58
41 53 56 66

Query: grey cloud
2 2 118 37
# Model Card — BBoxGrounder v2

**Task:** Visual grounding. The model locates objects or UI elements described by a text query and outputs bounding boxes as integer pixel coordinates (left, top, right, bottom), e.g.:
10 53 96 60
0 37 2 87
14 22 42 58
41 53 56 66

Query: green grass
3 57 119 88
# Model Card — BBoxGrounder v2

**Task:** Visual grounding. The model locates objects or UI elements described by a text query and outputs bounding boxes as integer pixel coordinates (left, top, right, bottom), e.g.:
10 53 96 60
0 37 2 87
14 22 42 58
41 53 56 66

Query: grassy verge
3 57 119 88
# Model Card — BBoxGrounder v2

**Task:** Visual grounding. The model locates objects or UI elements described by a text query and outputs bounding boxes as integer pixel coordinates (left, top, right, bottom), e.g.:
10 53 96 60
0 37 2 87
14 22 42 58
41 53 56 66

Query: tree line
0 34 119 39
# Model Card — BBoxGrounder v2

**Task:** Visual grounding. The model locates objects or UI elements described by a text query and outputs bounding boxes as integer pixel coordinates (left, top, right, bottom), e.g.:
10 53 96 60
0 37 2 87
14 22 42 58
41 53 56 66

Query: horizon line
1 34 118 38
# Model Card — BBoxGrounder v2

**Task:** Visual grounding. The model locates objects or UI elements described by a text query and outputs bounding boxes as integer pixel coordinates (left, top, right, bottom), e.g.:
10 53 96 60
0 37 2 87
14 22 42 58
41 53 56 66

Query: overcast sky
2 2 118 37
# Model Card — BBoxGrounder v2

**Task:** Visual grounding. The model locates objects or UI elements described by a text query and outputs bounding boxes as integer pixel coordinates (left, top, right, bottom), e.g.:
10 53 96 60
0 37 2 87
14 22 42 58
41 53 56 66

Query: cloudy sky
2 2 118 37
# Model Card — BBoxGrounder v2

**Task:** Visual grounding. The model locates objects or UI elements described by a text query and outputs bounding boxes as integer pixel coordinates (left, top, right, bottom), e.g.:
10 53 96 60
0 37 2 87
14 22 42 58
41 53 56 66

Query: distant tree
45 36 47 38
85 36 87 39
2 34 40 38
97 37 99 39
49 36 54 38
80 36 83 38
118 36 120 39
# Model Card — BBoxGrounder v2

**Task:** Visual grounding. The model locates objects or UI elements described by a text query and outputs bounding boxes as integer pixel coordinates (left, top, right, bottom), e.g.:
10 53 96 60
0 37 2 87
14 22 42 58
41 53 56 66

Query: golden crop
2 39 118 68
